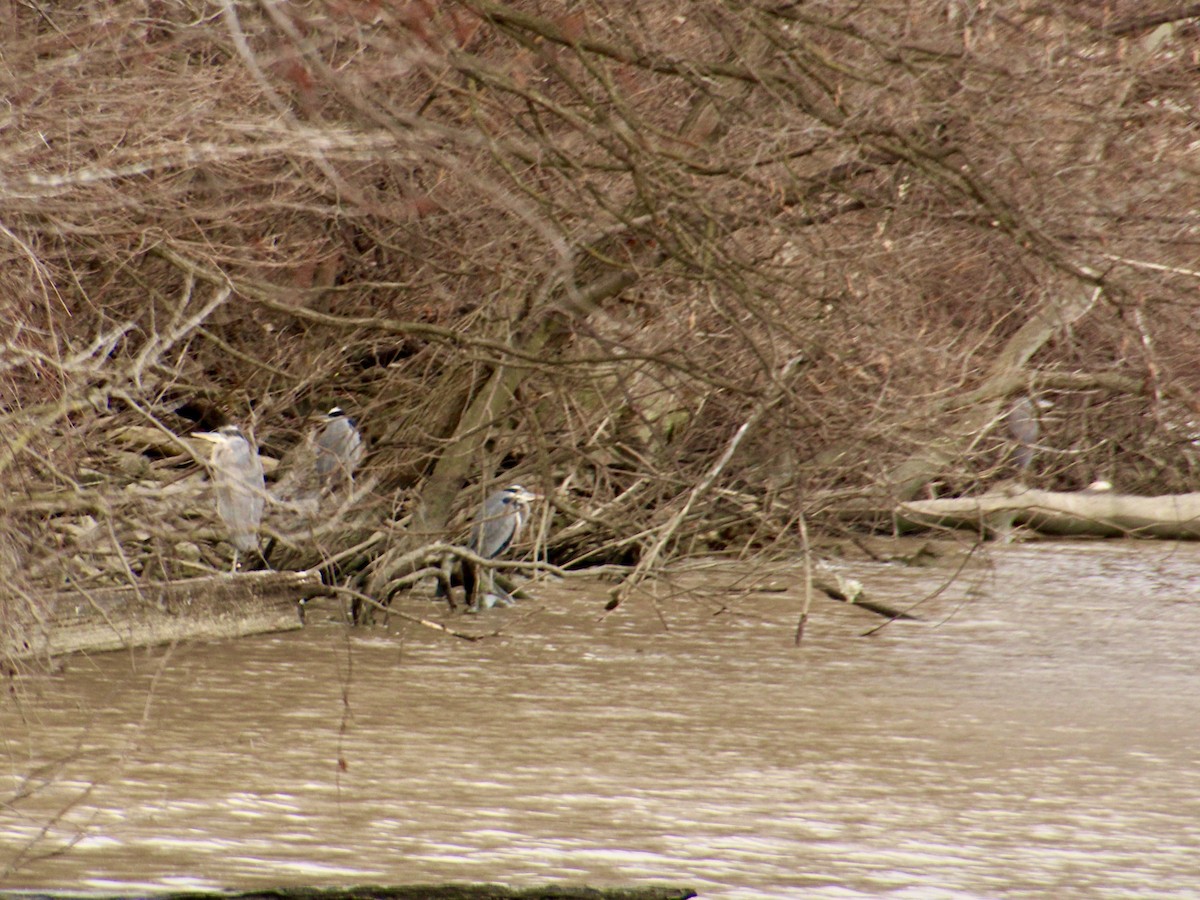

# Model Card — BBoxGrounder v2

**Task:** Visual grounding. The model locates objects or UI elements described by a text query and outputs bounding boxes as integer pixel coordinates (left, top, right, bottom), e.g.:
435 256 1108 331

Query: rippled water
3 541 1200 897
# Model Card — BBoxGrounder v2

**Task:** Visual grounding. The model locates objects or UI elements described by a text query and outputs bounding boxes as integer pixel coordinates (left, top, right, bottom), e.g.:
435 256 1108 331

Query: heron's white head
321 406 358 427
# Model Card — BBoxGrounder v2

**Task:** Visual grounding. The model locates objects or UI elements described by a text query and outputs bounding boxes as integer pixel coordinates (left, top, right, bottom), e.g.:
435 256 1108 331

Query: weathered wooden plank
4 570 331 661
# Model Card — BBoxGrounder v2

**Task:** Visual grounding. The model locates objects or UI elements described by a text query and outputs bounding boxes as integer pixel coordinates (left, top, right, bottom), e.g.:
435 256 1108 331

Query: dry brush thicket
3 1 1200 626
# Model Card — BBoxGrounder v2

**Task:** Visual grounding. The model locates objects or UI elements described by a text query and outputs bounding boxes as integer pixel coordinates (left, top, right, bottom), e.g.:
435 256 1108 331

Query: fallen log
898 485 1200 540
3 570 331 661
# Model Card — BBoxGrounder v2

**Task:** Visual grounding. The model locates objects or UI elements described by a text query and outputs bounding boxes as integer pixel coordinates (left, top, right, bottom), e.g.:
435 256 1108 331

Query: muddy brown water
3 541 1200 898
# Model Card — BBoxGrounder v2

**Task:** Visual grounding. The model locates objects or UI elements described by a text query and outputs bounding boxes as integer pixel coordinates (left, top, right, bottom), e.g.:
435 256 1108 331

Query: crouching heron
195 425 265 570
462 484 539 611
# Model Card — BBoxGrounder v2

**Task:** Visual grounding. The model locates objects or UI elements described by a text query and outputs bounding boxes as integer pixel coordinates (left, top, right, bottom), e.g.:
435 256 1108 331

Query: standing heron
313 406 365 493
462 483 539 611
195 425 265 570
1003 396 1040 475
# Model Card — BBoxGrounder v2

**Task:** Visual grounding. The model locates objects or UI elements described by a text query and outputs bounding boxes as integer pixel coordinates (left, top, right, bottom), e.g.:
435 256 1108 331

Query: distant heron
313 406 364 492
462 483 539 611
1003 396 1040 475
195 424 265 570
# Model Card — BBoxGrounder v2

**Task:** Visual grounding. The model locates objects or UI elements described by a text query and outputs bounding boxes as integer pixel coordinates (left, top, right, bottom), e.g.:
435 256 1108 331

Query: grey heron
274 405 364 516
462 483 539 611
1003 396 1039 475
313 406 365 492
195 424 265 570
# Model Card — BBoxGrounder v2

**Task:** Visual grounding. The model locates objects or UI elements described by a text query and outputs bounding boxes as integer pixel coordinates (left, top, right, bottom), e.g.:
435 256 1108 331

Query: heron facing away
195 424 265 570
314 406 365 493
462 483 539 611
1003 396 1040 475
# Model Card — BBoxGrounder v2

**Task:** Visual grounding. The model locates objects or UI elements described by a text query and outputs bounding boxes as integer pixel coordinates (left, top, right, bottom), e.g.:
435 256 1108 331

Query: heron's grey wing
244 445 265 523
213 440 265 551
344 423 364 470
478 515 518 559
1004 398 1039 445
315 418 363 487
1012 443 1034 472
469 491 518 558
313 422 340 479
1004 398 1039 470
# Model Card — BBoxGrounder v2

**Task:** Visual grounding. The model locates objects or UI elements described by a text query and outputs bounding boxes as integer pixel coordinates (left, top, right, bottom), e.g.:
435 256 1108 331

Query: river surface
3 541 1200 898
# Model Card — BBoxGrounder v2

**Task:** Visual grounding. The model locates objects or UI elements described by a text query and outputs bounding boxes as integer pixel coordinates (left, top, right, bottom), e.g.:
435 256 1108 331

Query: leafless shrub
3 0 1200 636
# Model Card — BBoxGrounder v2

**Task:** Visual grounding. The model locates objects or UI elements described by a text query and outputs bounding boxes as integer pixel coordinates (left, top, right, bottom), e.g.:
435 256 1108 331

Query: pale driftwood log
898 486 1200 540
4 570 330 661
